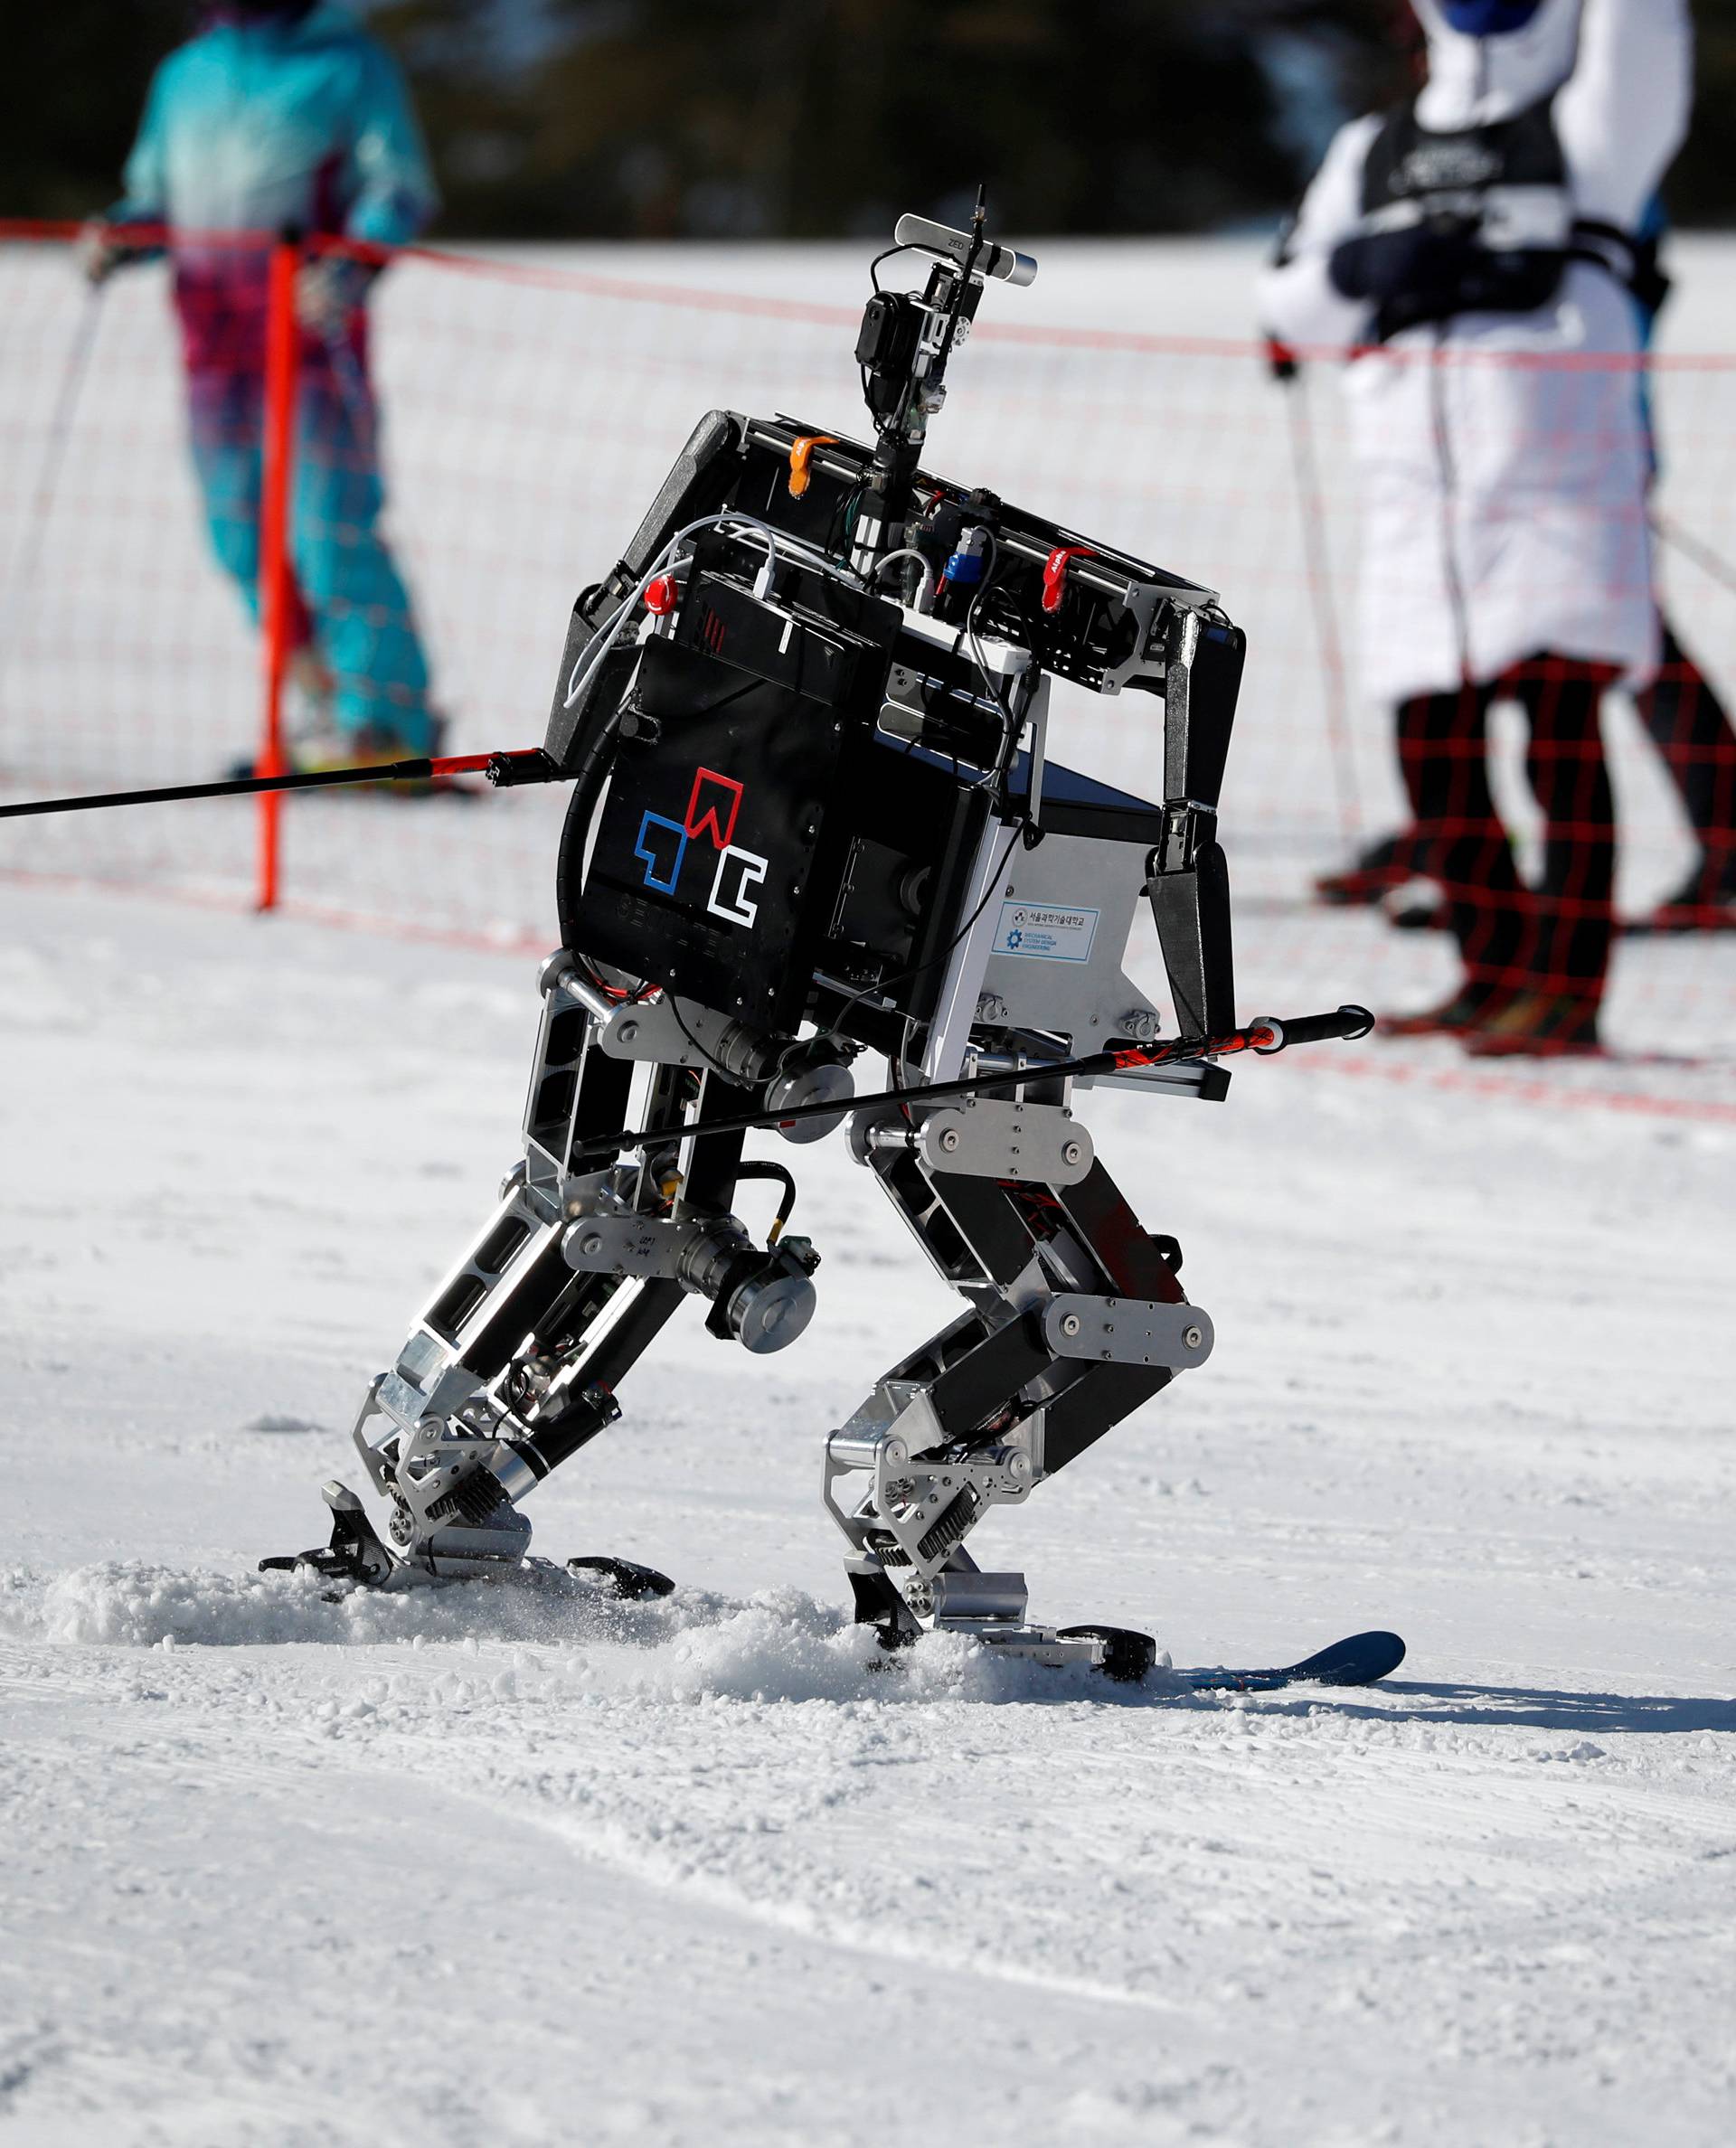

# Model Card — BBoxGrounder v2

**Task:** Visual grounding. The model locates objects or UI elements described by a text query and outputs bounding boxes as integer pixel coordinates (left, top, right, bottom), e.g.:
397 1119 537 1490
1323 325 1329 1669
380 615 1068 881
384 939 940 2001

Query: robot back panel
563 532 1000 1035
552 413 1247 1046
577 633 854 1031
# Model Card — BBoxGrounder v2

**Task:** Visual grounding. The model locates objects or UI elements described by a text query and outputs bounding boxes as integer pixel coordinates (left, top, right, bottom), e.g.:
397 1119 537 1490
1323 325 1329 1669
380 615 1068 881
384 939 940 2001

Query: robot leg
823 1095 1212 1677
267 952 817 1587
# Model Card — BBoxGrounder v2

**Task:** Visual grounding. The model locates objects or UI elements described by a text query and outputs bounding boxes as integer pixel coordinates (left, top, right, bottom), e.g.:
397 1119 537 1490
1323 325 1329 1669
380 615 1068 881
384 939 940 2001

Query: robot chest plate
575 633 856 1028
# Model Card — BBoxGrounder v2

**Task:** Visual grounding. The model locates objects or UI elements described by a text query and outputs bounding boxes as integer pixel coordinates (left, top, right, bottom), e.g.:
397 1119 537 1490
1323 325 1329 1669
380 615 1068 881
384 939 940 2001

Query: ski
1172 1628 1405 1694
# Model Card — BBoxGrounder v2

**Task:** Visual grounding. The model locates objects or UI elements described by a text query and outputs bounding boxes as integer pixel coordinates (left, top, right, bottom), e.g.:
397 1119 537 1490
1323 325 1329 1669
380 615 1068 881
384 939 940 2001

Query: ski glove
77 221 139 287
295 256 376 342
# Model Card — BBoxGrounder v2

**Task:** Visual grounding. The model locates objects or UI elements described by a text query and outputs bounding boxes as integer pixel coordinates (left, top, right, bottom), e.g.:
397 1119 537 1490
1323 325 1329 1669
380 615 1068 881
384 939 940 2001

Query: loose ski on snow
1172 1629 1406 1694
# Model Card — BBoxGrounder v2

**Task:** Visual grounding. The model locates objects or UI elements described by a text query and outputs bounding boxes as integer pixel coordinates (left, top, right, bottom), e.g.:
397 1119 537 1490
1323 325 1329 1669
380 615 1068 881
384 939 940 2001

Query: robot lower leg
821 1103 1214 1669
270 952 831 1585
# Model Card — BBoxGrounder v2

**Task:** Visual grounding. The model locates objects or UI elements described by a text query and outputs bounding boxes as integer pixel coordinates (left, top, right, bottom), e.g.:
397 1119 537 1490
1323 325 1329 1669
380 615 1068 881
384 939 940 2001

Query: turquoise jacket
114 4 439 368
117 4 436 250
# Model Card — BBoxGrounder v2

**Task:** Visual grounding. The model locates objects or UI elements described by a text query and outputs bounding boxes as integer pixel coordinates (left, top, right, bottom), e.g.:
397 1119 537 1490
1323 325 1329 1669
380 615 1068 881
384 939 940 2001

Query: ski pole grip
1250 1004 1374 1053
485 748 562 788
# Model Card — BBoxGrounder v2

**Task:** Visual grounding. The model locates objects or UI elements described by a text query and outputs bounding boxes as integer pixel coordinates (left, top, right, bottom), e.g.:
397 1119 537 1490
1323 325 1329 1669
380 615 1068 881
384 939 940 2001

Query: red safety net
3 223 1733 1116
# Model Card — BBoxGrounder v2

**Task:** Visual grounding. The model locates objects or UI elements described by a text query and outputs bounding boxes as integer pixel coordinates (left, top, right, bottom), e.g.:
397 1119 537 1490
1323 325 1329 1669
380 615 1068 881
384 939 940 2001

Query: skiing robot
265 206 1390 1686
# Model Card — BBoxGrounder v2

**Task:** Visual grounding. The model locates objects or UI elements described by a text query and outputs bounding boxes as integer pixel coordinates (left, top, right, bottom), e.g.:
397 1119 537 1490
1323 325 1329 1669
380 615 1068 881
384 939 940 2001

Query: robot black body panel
269 209 1327 1679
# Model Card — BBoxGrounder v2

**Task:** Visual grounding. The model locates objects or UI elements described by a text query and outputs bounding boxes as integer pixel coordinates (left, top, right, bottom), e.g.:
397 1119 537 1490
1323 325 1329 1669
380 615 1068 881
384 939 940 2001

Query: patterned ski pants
186 357 432 749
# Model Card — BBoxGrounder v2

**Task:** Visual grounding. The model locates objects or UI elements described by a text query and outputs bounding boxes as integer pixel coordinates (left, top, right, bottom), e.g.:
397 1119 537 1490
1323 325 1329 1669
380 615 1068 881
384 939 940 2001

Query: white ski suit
1258 0 1694 707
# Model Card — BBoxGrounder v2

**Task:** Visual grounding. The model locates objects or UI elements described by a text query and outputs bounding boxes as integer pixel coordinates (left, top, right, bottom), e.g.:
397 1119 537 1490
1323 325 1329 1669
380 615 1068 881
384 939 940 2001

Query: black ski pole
0 747 561 821
1651 510 1736 602
570 1004 1376 1164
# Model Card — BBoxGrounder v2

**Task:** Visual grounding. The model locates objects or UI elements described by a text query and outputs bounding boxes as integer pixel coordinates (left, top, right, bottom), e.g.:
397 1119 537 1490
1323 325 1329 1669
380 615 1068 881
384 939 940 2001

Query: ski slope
2 881 1731 2147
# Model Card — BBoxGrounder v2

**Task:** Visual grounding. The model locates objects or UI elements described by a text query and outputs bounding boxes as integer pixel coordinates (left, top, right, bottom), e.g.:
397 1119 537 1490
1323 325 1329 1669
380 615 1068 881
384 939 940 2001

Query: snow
2 224 1733 2140
2 881 1732 2146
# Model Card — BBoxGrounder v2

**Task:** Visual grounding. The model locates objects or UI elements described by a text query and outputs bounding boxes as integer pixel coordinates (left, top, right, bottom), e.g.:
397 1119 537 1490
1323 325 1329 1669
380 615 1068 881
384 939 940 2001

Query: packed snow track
1 888 1731 2147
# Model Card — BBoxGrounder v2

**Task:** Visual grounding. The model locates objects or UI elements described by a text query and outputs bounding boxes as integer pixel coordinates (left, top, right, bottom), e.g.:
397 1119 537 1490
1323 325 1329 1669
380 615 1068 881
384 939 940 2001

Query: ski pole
1271 340 1362 840
0 747 559 821
569 1004 1377 1164
1651 510 1736 602
2 283 104 630
326 335 376 452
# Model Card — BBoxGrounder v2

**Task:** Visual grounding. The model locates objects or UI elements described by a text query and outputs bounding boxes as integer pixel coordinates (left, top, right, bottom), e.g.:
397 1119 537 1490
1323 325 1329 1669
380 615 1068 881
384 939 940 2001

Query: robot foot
848 1565 1156 1682
935 1621 1156 1682
1052 1624 1160 1683
259 1481 398 1588
262 1482 675 1602
566 1555 675 1600
259 1477 532 1588
866 1617 1159 1684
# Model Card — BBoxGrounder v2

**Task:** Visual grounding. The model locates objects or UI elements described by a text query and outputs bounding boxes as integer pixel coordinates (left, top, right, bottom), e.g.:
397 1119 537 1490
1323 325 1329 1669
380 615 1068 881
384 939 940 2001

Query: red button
645 574 678 617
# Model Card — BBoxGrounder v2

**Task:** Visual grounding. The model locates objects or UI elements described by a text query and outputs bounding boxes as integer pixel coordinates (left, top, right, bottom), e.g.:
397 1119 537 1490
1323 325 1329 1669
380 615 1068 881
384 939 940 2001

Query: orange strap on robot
787 435 836 499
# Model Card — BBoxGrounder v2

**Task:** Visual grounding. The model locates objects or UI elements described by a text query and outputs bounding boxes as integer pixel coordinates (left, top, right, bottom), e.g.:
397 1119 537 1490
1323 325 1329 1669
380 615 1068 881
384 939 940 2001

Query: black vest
1355 96 1652 340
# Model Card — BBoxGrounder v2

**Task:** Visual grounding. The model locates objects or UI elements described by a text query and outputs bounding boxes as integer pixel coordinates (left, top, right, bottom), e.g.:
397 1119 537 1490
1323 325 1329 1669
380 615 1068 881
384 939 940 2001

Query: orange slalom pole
257 231 302 911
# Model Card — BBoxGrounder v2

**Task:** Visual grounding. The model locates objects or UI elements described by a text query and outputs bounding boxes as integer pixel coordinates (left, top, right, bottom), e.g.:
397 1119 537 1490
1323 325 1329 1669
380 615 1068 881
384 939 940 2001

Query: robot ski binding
266 199 1390 1683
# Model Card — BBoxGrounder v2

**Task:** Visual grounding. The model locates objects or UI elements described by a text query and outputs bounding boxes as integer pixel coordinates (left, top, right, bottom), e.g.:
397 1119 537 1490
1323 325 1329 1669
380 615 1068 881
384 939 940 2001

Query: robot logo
633 767 769 930
707 844 767 928
991 901 1100 962
684 768 742 850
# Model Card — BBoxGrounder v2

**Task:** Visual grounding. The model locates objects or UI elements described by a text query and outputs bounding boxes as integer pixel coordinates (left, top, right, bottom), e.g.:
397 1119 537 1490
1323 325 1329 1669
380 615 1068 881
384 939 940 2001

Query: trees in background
10 0 1733 239
370 0 1406 238
1 0 190 221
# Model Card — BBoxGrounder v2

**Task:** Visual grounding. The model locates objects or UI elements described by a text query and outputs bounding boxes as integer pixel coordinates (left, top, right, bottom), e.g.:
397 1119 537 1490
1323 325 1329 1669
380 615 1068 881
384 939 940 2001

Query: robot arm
1146 607 1243 1039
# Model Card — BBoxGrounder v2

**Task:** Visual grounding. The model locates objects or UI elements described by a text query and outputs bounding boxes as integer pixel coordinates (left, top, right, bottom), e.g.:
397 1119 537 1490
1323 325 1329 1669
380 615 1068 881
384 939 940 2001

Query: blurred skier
1636 634 1736 932
1260 0 1694 1053
1626 197 1736 933
80 2 440 766
1311 193 1736 939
